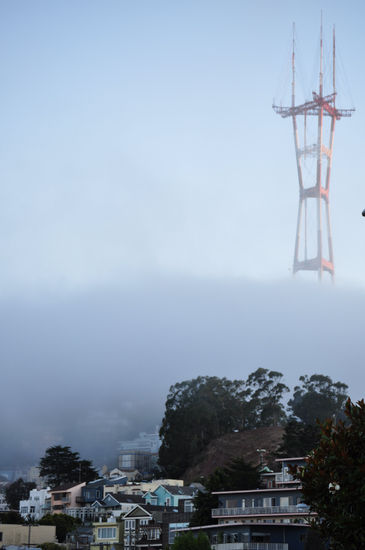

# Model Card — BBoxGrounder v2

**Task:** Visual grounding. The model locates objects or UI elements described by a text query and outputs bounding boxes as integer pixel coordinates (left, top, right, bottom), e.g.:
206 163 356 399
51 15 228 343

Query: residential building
67 492 144 522
144 484 196 509
172 457 312 550
81 478 126 506
50 482 85 514
91 518 124 550
103 478 183 498
122 505 161 550
19 487 51 521
122 502 195 550
0 492 9 512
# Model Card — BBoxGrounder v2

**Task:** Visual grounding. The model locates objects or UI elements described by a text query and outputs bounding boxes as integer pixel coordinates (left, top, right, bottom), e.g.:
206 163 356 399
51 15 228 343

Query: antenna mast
273 20 354 281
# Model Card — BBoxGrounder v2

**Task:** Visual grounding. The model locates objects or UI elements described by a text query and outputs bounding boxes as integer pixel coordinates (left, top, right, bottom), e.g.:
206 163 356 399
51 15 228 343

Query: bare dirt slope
183 426 284 483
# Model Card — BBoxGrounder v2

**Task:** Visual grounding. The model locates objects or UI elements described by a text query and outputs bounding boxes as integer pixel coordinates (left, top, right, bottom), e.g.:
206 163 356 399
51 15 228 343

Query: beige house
91 519 124 550
104 479 183 498
0 524 56 546
50 482 85 514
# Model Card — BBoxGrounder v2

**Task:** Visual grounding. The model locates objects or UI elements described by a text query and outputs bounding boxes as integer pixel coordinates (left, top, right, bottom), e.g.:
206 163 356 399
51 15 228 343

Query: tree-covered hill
183 425 284 483
158 371 349 478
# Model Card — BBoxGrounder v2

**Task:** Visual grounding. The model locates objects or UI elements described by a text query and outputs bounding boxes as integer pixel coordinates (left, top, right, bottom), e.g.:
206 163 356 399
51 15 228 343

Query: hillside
183 426 284 483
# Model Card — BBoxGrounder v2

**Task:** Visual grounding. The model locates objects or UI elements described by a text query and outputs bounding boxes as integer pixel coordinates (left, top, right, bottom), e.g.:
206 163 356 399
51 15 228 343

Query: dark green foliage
298 399 365 550
158 372 288 477
39 446 98 488
288 374 348 425
0 510 24 523
159 377 245 477
5 478 36 510
303 528 326 550
245 368 289 427
171 531 211 550
277 419 321 457
39 513 80 543
40 543 66 550
223 457 261 490
190 458 260 527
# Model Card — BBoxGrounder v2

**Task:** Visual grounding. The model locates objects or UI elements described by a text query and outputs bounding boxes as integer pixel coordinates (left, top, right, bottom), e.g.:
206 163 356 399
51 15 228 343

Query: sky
1 0 365 469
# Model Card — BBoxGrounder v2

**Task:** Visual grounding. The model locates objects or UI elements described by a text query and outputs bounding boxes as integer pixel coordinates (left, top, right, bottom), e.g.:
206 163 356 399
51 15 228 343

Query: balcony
212 544 288 550
212 505 310 517
275 473 297 484
53 496 70 503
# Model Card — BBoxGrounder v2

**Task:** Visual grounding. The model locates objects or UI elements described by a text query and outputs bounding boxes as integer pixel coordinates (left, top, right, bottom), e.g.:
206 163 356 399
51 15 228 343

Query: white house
19 487 51 521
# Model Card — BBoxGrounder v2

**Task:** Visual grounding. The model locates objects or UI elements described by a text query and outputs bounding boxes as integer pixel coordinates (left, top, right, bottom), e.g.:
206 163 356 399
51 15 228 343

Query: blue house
82 476 128 504
144 484 196 509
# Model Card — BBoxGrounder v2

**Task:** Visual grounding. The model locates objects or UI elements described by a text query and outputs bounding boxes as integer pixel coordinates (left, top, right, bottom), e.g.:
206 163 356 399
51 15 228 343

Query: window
165 497 170 506
280 497 289 506
140 519 149 526
30 506 35 513
125 520 135 530
149 528 160 540
96 490 101 499
97 527 116 539
184 500 195 512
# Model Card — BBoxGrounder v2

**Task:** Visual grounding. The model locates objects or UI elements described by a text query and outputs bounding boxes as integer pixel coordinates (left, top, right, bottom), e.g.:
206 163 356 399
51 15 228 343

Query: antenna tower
273 21 354 281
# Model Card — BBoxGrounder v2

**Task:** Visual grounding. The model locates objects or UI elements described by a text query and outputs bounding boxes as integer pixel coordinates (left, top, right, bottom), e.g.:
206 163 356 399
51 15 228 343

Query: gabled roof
160 484 195 496
104 493 143 505
123 505 152 519
91 500 104 507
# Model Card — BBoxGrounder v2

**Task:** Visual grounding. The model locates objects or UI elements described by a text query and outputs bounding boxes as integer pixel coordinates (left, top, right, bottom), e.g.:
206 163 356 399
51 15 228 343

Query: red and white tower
273 23 354 281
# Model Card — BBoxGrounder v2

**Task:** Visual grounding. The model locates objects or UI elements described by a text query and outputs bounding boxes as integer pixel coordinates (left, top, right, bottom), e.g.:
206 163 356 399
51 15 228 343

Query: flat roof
275 457 307 462
171 522 310 532
213 487 302 495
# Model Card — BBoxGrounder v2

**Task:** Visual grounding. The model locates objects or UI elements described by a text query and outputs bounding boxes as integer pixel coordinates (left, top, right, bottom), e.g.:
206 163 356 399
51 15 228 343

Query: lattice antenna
273 21 354 281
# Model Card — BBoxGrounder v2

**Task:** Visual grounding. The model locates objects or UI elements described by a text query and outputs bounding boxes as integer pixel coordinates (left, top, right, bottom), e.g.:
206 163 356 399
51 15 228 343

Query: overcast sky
1 0 364 469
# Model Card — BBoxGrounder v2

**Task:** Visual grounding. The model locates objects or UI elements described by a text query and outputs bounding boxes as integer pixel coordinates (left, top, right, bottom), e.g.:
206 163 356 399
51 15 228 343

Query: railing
275 473 296 483
53 496 70 503
212 505 309 517
211 544 288 550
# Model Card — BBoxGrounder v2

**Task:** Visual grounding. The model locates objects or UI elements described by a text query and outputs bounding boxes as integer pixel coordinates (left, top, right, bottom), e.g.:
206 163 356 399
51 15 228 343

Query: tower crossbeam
273 22 353 281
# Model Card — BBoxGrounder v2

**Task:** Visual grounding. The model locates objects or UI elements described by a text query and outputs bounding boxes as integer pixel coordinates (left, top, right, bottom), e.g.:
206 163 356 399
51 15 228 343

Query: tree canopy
39 446 98 488
159 376 244 477
277 419 321 458
158 371 288 477
5 478 36 510
245 368 289 427
159 372 349 477
298 399 365 550
288 374 348 425
39 513 81 543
